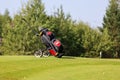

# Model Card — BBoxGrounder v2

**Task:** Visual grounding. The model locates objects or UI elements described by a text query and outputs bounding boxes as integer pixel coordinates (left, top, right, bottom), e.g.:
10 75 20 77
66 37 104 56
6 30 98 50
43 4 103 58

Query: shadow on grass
62 56 75 59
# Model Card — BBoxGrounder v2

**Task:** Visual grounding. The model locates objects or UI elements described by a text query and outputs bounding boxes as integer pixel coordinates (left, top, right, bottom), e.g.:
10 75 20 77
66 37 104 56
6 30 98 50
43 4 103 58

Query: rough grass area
0 56 120 80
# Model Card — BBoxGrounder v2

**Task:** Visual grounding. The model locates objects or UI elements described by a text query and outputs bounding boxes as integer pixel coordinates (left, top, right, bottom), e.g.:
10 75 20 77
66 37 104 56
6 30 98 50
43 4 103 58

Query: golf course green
0 56 120 80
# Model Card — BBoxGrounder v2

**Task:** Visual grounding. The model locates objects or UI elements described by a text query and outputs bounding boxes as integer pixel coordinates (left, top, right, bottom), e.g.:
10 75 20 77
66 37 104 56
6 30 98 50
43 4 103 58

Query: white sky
0 0 109 28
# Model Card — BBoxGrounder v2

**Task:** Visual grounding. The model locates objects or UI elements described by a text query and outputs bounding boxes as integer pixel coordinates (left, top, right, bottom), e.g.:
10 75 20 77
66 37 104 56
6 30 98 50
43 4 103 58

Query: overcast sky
0 0 109 28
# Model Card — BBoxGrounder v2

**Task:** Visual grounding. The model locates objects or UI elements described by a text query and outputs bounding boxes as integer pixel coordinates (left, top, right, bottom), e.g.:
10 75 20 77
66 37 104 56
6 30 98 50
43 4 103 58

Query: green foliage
1 0 47 55
18 0 47 54
0 9 12 54
1 0 118 58
98 28 113 51
44 6 78 56
0 0 104 57
103 0 120 58
73 22 101 57
0 14 3 37
0 9 11 37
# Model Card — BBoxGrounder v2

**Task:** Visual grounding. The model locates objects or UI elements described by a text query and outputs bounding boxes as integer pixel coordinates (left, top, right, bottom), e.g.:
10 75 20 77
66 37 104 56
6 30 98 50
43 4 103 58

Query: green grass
0 56 120 80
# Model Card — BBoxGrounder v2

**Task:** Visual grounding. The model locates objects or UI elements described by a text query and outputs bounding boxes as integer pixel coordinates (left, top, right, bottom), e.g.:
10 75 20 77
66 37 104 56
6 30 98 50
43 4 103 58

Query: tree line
0 0 120 58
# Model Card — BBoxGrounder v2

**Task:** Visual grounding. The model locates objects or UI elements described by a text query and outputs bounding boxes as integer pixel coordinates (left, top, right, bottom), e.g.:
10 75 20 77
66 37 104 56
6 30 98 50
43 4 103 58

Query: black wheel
56 53 64 58
34 49 43 58
43 51 50 57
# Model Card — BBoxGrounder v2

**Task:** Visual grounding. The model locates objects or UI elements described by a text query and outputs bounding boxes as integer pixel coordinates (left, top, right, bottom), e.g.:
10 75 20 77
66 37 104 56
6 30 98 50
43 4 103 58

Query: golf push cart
34 27 64 58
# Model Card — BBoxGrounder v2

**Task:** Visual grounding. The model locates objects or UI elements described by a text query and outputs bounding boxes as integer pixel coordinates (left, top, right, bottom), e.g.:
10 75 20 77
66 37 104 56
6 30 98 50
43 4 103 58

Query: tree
44 6 78 56
74 22 101 57
0 14 3 38
14 0 47 54
0 14 3 49
0 9 12 55
1 0 47 55
103 0 120 58
1 9 11 38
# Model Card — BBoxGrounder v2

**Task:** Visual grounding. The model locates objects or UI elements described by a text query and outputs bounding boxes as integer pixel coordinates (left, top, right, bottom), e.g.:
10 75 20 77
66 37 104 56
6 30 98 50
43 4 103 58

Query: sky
0 0 109 28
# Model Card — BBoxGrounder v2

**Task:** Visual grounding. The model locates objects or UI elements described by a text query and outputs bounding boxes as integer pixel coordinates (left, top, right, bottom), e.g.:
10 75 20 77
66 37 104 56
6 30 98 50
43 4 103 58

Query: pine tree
0 9 12 54
0 14 3 38
44 6 76 56
0 14 3 47
103 0 120 57
1 0 47 55
13 0 47 54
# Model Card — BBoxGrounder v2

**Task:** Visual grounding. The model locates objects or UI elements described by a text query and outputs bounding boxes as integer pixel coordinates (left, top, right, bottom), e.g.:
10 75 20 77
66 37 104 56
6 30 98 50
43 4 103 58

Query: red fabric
53 40 61 47
49 49 57 56
47 31 52 36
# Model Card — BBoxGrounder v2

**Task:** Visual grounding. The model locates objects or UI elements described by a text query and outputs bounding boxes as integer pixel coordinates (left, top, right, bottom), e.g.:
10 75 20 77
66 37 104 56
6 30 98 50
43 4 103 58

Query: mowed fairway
0 56 120 80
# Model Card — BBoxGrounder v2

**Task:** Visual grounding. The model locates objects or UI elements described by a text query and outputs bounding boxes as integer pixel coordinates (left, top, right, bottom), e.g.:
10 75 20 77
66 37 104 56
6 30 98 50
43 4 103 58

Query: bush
100 51 114 58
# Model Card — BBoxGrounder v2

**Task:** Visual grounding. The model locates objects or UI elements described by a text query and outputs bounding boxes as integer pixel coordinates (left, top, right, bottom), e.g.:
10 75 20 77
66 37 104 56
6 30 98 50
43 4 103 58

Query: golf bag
35 28 64 58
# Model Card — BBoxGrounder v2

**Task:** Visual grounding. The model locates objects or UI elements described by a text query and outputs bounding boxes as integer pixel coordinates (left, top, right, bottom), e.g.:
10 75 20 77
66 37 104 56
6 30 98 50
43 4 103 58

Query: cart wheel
43 52 50 57
34 49 43 58
57 53 64 58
